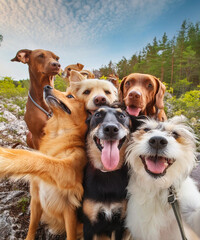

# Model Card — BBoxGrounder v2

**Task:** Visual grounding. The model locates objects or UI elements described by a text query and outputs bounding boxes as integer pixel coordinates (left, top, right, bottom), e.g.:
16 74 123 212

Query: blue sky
0 0 200 80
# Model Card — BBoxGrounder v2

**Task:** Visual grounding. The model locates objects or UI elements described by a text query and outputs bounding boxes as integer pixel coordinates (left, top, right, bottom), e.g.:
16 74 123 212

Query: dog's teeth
100 140 104 147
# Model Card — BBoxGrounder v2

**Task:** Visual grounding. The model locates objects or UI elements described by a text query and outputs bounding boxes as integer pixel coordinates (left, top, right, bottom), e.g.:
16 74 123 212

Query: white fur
126 116 200 240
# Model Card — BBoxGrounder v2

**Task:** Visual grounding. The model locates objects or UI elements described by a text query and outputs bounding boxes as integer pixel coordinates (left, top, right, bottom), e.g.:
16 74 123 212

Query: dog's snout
128 90 141 99
44 85 53 91
51 62 61 68
94 96 107 106
149 136 168 149
103 124 119 136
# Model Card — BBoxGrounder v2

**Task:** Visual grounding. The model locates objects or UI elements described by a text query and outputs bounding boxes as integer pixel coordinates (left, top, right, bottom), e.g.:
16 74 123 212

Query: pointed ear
155 77 166 109
69 70 86 82
77 63 84 70
119 76 127 102
11 49 32 64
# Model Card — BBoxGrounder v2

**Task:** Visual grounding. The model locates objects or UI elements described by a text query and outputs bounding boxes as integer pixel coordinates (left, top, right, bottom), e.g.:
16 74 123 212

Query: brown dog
11 49 61 149
62 63 95 80
0 87 88 240
119 73 167 121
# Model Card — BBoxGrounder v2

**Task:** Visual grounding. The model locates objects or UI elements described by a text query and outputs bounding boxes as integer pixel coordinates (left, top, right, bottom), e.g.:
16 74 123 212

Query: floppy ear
69 70 86 82
155 77 166 109
77 63 84 70
11 49 32 64
119 76 127 102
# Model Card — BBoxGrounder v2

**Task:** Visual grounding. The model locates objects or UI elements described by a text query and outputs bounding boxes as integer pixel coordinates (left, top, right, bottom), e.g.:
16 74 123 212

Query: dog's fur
119 73 167 121
0 87 88 240
125 116 200 240
81 106 134 240
11 49 61 149
69 70 118 113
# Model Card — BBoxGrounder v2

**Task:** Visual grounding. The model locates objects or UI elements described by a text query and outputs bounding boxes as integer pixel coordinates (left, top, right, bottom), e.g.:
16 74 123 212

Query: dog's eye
83 90 91 95
125 81 130 87
118 113 125 119
68 68 71 71
94 112 102 118
172 131 179 139
66 94 74 98
38 53 44 58
148 83 153 88
143 128 150 132
55 57 59 61
105 90 111 94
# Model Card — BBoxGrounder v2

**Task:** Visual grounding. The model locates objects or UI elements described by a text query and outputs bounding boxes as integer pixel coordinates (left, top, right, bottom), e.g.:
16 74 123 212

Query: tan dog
0 87 87 240
62 63 84 78
119 73 167 121
11 49 61 149
69 70 118 113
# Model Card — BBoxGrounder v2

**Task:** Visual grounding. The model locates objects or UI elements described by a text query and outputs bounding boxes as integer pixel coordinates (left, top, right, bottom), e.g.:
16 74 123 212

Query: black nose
44 85 53 91
51 62 61 68
149 136 168 149
103 124 119 137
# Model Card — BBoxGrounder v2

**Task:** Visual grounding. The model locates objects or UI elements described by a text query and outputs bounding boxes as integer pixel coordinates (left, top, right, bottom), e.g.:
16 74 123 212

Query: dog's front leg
26 181 43 240
64 206 78 240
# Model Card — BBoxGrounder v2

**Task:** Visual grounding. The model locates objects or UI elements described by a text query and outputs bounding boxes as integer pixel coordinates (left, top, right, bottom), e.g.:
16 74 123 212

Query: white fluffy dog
126 116 200 240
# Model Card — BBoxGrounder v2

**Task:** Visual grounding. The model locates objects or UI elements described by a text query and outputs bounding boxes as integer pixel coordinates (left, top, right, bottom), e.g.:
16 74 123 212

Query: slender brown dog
11 49 61 149
119 73 167 121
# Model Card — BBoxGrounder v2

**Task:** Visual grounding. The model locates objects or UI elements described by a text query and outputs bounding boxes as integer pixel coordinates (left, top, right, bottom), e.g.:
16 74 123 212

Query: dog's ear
85 114 92 126
130 115 147 132
119 76 127 102
11 49 32 64
77 63 84 70
155 77 166 110
69 70 86 82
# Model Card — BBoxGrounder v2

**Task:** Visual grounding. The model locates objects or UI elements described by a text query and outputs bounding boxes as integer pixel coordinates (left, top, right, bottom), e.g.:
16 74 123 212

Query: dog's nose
128 90 141 99
44 85 53 91
103 124 119 136
51 62 61 68
94 96 107 106
149 136 168 149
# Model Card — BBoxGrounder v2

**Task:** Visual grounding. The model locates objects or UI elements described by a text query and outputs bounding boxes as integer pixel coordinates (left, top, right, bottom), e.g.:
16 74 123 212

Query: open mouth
126 105 141 116
45 95 71 114
94 136 126 171
140 155 175 178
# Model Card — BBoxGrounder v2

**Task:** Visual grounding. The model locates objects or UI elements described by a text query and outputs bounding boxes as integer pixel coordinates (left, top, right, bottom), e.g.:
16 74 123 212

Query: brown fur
0 88 88 240
119 73 167 121
11 49 61 149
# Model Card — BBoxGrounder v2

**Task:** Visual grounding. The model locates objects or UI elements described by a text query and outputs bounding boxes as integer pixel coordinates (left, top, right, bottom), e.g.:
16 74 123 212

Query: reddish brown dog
119 73 167 121
11 49 61 149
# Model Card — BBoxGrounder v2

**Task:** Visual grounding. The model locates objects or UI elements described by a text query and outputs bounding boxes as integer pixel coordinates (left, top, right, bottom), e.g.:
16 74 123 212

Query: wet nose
51 62 61 68
128 90 141 99
44 85 53 91
94 96 107 106
103 124 119 137
149 136 168 149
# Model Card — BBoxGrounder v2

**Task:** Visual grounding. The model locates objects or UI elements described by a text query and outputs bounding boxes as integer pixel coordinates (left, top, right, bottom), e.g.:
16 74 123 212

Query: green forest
99 20 200 96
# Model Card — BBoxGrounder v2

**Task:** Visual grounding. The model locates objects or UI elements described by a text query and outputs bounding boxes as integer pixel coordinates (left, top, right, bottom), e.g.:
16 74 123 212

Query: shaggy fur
69 70 118 113
0 87 88 240
125 116 200 240
81 106 133 240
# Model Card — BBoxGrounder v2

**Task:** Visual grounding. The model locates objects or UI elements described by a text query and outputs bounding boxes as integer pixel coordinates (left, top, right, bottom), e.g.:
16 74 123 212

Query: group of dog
0 49 200 240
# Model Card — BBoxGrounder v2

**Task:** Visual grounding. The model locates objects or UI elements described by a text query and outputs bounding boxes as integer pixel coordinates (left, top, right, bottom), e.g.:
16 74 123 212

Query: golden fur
69 70 118 112
0 88 88 240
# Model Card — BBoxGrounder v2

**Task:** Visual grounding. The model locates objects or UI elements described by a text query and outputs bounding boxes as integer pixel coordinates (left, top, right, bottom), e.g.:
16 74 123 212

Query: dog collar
28 91 52 118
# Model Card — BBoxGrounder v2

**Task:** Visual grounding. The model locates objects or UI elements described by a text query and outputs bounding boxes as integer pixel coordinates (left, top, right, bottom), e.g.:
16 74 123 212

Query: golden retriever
69 70 118 113
0 86 88 240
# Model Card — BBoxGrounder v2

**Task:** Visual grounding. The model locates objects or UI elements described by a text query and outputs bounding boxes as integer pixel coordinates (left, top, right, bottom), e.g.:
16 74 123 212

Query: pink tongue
127 106 141 116
101 140 120 171
145 157 167 174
